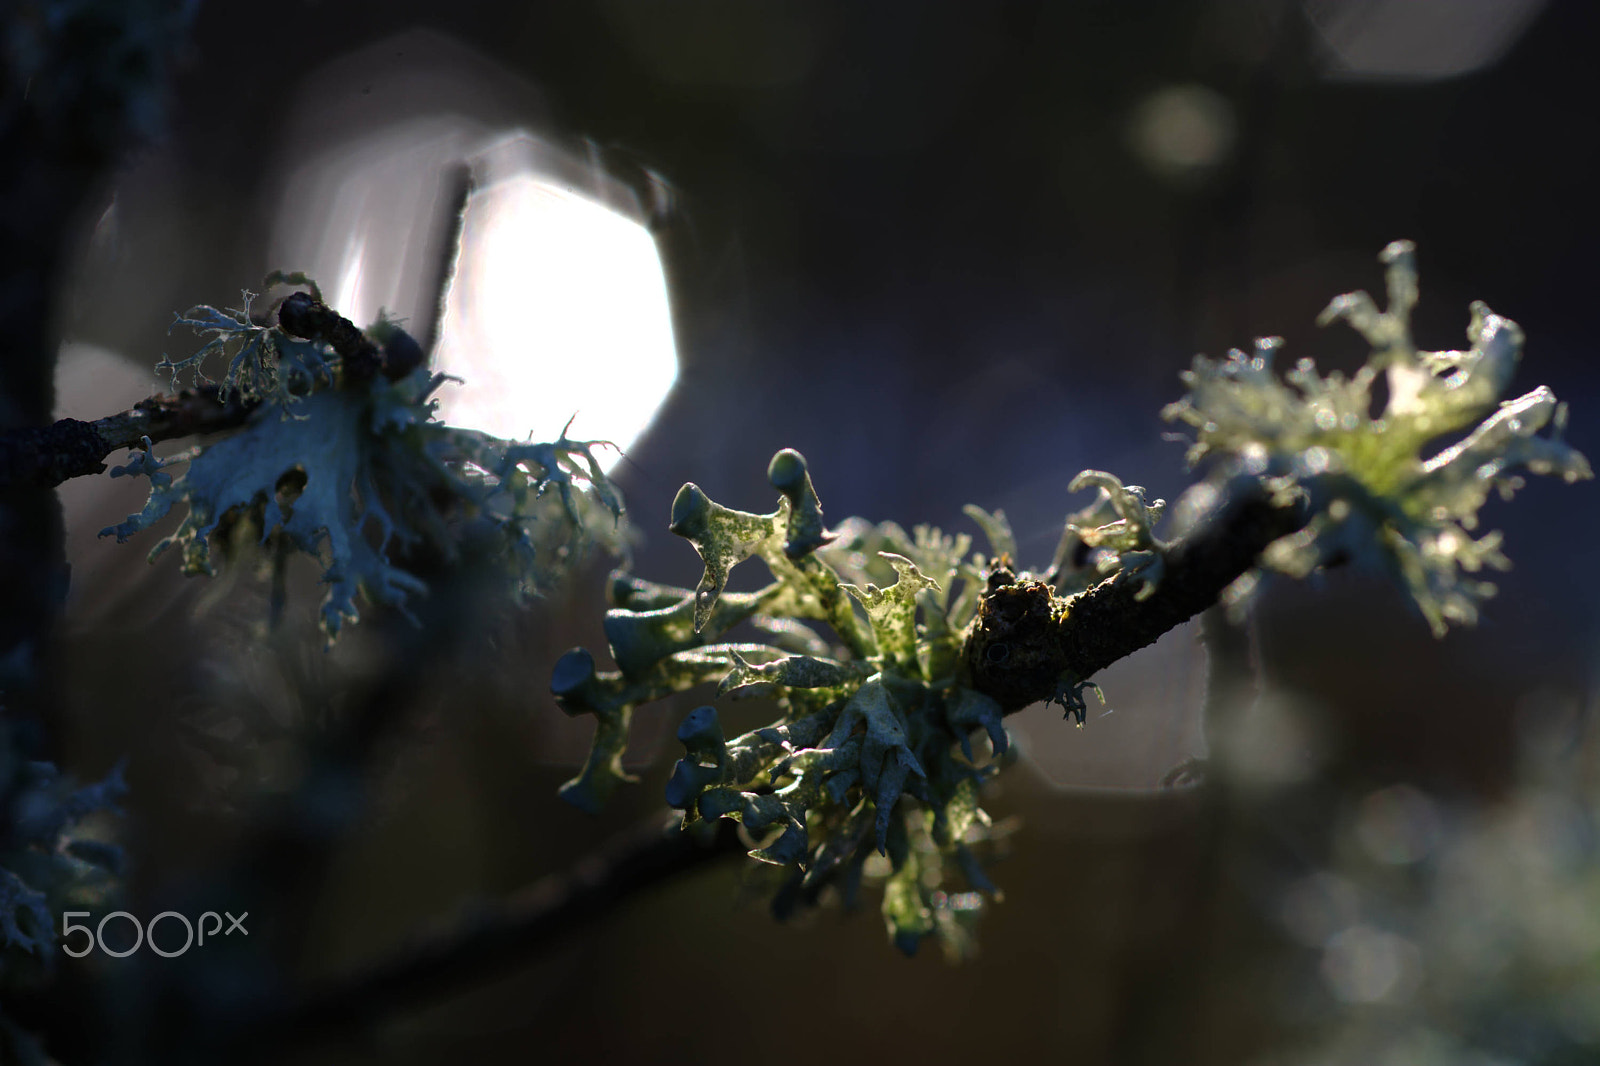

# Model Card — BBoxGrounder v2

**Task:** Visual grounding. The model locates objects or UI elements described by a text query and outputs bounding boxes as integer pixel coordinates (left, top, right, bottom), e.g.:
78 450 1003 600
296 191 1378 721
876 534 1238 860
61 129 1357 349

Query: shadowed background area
24 0 1600 1062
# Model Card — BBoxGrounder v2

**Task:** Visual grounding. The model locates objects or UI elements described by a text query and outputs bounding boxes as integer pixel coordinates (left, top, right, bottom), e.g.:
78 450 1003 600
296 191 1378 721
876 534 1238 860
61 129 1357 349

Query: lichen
551 243 1591 958
1047 470 1166 599
1161 241 1592 633
555 449 1015 958
154 290 335 410
102 282 625 642
0 729 125 960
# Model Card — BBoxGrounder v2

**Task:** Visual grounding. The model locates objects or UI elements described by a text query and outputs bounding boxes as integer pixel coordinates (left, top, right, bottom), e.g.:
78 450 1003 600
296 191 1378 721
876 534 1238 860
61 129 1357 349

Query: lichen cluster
102 283 624 641
552 449 1018 956
1162 241 1591 633
552 243 1593 958
1046 469 1167 599
0 726 124 964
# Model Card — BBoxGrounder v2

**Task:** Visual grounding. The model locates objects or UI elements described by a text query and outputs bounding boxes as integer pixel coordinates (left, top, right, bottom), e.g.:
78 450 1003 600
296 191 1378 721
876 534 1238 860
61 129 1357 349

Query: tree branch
242 813 744 1056
0 289 435 491
965 481 1310 713
0 386 257 489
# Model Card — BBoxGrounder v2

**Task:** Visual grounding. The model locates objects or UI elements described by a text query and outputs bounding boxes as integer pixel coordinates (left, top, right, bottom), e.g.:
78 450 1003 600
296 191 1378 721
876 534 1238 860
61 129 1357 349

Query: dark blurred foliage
12 0 1600 1063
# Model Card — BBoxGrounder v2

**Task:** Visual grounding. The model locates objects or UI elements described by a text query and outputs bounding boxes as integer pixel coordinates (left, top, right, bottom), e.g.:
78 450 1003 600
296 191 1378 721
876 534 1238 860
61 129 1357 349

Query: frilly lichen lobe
550 241 1591 958
102 281 625 642
1 751 126 960
556 448 1015 958
1162 241 1590 633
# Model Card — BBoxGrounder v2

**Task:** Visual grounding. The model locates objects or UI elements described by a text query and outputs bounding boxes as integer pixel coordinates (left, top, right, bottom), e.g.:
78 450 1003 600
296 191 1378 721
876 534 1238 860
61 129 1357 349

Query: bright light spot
1128 85 1236 179
1238 441 1269 475
428 176 678 470
331 231 368 324
1306 0 1546 82
278 114 483 332
1166 481 1220 539
1322 924 1421 1003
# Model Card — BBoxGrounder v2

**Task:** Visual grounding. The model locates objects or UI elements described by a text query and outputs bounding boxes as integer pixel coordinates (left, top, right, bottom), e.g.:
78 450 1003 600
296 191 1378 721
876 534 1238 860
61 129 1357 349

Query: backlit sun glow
425 177 678 470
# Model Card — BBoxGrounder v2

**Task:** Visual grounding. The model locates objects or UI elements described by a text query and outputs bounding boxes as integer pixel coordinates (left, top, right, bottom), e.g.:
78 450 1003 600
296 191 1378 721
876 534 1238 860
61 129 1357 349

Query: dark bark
0 0 196 732
966 482 1311 713
0 386 258 489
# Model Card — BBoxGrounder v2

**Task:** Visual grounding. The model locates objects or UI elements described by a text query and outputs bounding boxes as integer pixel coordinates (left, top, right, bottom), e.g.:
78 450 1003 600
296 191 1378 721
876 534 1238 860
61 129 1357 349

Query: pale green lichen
1162 242 1591 633
1048 470 1166 599
103 282 625 642
839 553 941 674
551 242 1589 959
557 450 1015 958
667 447 861 646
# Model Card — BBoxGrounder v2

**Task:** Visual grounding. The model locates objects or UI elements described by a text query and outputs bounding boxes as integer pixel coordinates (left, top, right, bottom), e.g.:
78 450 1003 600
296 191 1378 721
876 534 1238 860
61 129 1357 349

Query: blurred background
23 0 1600 1062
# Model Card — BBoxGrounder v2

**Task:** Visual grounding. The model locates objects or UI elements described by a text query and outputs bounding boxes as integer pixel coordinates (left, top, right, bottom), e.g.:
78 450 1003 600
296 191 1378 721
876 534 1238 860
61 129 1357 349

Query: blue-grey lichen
554 449 1015 958
0 729 125 960
101 284 625 641
155 290 332 409
1162 241 1591 633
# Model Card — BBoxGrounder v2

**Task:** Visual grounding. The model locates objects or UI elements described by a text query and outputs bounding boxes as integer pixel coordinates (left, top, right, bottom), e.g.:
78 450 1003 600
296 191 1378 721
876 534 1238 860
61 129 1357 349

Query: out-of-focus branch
0 386 257 489
246 814 744 1056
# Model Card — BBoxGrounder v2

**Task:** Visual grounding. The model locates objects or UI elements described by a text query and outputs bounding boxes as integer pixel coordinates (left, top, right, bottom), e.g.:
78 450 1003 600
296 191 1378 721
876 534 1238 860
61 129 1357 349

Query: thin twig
1055 484 1307 680
0 285 427 491
0 386 256 489
967 481 1309 713
244 814 744 1056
